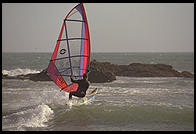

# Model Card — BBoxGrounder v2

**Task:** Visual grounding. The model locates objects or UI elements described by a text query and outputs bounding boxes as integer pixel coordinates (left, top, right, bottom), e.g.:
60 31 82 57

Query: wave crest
2 68 40 76
2 104 54 131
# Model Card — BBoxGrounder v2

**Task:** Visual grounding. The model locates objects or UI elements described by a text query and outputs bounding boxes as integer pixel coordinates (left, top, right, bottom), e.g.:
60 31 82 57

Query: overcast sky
2 3 194 53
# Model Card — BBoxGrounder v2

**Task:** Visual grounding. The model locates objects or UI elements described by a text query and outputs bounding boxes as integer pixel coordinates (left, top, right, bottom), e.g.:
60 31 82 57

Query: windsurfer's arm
70 77 76 83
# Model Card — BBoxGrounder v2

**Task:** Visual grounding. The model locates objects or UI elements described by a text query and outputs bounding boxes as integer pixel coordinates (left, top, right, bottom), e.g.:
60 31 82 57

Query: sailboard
67 88 98 106
47 3 91 93
79 88 98 105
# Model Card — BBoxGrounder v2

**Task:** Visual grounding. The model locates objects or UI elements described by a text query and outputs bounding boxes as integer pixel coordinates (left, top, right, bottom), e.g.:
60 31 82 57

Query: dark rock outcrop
2 60 194 83
180 71 194 78
88 60 194 79
88 60 116 83
27 69 51 81
116 63 182 77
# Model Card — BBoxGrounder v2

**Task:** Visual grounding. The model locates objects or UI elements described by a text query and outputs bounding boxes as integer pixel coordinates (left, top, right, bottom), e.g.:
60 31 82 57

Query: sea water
2 52 194 131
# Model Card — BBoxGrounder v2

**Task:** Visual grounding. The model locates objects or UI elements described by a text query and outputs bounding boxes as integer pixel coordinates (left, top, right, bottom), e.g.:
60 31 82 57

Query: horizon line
2 51 194 53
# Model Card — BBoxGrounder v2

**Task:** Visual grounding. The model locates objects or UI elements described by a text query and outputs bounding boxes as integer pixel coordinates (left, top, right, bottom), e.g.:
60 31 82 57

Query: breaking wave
2 104 54 131
2 68 41 76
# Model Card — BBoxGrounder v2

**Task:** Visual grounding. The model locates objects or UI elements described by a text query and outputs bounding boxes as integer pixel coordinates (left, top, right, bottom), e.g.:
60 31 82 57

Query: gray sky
2 3 194 52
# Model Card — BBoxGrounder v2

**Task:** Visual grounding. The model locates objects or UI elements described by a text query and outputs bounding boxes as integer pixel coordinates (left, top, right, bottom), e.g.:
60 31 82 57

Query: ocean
2 52 194 131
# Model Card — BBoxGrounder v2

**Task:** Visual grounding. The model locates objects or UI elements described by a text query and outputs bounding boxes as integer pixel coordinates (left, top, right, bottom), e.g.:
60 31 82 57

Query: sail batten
47 3 90 93
65 19 86 22
58 38 88 41
50 55 89 61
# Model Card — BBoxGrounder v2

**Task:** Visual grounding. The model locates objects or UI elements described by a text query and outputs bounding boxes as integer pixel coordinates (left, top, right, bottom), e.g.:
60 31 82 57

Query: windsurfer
69 73 90 100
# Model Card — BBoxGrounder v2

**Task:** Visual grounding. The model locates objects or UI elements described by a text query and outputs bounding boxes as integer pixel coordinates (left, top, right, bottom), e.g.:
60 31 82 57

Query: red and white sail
47 3 90 92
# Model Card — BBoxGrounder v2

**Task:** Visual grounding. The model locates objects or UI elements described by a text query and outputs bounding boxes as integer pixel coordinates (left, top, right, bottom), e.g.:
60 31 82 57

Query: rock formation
2 60 194 83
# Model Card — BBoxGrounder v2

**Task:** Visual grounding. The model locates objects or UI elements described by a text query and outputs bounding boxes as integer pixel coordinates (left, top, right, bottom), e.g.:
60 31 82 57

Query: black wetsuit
69 77 90 100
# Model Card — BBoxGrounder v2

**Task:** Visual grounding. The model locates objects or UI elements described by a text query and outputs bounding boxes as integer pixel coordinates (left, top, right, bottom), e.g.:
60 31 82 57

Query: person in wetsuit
69 73 90 100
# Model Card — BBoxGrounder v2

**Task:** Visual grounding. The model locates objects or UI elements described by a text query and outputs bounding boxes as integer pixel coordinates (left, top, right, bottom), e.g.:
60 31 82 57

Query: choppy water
2 52 194 131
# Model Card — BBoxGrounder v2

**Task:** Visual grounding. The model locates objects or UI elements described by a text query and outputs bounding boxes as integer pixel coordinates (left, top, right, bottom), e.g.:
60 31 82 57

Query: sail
47 3 90 92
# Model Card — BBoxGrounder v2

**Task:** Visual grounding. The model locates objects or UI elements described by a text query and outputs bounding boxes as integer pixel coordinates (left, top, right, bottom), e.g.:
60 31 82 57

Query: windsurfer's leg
69 91 78 99
69 93 73 100
70 91 85 98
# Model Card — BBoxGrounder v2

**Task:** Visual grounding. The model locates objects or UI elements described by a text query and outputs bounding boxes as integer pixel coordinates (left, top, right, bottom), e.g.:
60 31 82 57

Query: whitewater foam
2 104 54 131
2 68 40 76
